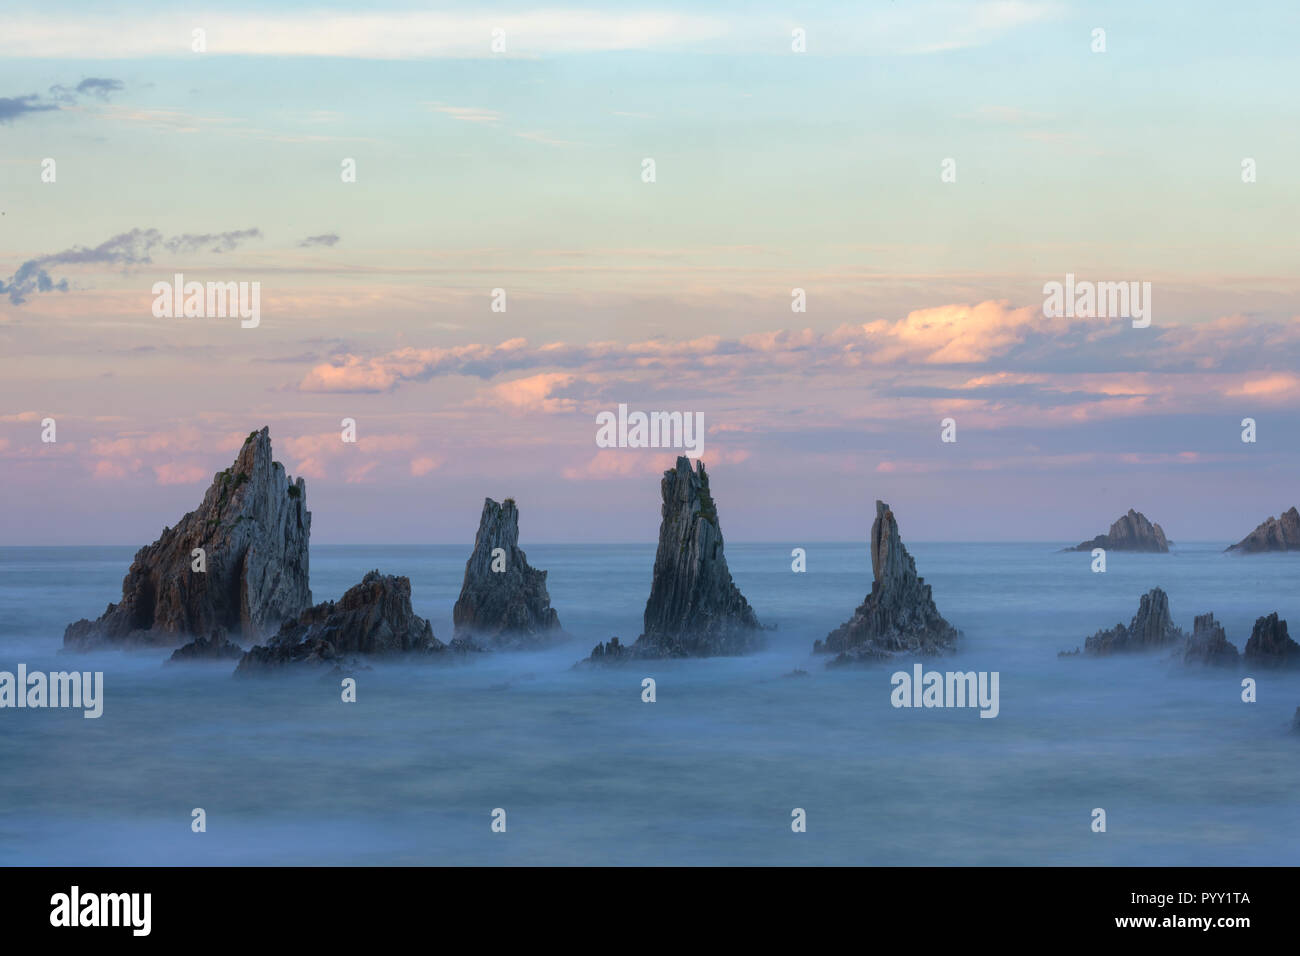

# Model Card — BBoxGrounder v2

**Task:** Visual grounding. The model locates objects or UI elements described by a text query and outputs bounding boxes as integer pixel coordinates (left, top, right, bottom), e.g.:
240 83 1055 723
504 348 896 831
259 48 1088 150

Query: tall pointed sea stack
452 497 563 648
814 500 957 666
64 427 311 650
588 457 761 661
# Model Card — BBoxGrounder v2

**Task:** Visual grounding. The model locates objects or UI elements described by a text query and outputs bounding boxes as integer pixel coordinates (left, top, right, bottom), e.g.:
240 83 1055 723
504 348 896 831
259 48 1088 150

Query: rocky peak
235 570 444 674
452 497 563 647
1183 612 1239 666
1243 612 1300 668
64 426 311 650
814 500 958 665
1076 587 1185 655
586 457 761 662
1227 507 1300 553
1068 509 1169 553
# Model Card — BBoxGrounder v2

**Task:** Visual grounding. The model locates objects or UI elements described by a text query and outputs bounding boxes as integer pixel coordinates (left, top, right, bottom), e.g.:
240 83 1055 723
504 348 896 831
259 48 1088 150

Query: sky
1 0 1298 545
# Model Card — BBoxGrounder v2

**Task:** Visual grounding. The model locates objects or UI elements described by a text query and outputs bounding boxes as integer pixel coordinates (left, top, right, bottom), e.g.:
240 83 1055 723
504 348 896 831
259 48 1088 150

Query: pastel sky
2 1 1298 545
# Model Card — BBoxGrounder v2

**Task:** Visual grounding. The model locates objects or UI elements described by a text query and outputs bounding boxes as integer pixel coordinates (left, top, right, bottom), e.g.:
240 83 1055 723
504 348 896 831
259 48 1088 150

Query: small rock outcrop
235 570 443 675
64 427 311 650
1182 613 1239 667
1242 613 1300 669
452 497 563 648
1227 507 1300 553
585 457 761 662
1066 509 1169 552
813 500 958 666
1073 587 1185 656
167 630 244 663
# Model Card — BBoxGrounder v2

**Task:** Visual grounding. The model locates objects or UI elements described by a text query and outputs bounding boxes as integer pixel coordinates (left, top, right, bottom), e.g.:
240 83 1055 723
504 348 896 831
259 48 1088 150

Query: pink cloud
410 455 442 476
153 462 208 485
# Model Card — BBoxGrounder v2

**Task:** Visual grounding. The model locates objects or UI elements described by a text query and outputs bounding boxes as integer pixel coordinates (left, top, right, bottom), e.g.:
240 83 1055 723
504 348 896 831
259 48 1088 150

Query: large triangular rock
814 500 957 666
1066 509 1169 552
587 457 761 661
452 497 563 648
64 427 311 650
1227 507 1300 553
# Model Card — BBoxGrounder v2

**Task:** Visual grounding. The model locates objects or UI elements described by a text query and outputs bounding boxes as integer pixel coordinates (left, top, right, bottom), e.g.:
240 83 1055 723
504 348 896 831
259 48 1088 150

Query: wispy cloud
1 228 262 305
0 77 124 123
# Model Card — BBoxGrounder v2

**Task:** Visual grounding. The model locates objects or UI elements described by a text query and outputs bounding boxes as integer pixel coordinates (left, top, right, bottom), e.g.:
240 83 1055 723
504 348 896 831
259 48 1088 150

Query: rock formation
235 570 444 674
1242 612 1300 669
1227 507 1300 553
452 497 563 648
1074 587 1185 655
586 457 761 662
813 500 958 666
167 630 244 664
64 427 311 650
1182 613 1239 667
1066 509 1169 552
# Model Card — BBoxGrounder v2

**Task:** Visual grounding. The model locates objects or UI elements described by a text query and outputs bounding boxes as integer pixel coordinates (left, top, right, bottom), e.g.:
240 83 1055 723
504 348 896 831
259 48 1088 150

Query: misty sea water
1 542 1298 866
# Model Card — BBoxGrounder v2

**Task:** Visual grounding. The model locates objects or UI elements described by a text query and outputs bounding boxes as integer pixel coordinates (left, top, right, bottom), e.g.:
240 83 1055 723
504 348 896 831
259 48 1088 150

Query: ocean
1 542 1297 866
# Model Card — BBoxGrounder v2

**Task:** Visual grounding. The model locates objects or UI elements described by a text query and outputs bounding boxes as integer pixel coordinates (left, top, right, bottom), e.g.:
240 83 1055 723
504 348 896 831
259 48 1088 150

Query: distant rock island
453 497 564 648
587 457 761 662
1227 507 1300 553
64 427 311 650
1065 509 1169 553
813 500 958 666
235 570 446 674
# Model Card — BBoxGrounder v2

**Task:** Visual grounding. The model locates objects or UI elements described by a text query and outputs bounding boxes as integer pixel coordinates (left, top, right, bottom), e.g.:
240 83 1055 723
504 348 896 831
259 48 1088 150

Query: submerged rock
1242 613 1300 669
1074 587 1185 656
1182 613 1239 667
167 630 244 664
452 497 563 648
235 570 443 675
64 427 311 650
584 457 761 663
814 500 958 667
1066 509 1169 553
1227 507 1300 553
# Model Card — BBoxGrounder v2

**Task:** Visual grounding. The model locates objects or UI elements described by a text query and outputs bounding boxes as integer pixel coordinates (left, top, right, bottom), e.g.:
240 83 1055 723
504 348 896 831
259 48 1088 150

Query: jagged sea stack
588 457 761 661
1243 613 1300 669
452 497 563 648
1067 509 1169 552
1183 613 1239 667
1227 507 1300 553
236 570 443 674
1066 587 1185 656
814 500 957 666
64 427 311 650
